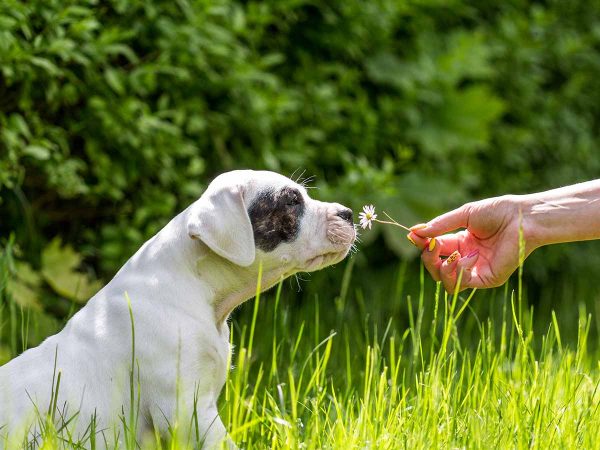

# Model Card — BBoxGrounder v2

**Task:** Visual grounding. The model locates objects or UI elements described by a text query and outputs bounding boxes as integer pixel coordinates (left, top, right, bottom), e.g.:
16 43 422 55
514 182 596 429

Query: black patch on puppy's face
248 186 305 252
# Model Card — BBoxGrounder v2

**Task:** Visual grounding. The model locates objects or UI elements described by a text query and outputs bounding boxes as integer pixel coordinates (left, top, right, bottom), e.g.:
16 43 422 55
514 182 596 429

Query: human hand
407 195 535 293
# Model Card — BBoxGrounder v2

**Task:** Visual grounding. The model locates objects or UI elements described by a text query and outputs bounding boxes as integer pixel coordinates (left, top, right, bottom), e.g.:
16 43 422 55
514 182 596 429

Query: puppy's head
187 170 356 275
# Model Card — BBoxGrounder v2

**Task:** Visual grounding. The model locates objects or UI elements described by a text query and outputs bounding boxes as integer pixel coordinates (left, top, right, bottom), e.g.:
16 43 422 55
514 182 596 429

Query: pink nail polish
466 249 479 258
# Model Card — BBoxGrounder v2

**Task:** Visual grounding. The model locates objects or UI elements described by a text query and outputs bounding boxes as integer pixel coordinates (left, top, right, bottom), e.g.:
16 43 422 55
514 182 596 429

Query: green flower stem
373 211 412 231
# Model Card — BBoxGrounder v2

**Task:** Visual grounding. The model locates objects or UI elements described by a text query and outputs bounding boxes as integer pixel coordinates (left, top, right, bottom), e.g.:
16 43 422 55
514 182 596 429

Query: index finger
410 204 470 238
409 231 464 257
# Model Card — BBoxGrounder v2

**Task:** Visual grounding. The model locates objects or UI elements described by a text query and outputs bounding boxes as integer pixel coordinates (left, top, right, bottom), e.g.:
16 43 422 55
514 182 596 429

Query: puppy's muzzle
327 207 356 246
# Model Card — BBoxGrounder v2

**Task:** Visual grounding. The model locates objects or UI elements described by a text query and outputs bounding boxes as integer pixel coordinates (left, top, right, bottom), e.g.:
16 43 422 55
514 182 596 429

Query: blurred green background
1 0 600 359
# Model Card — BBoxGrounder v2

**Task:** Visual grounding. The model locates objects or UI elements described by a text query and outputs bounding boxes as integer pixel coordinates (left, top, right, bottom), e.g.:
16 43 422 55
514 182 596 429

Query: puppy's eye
287 195 300 206
280 187 303 208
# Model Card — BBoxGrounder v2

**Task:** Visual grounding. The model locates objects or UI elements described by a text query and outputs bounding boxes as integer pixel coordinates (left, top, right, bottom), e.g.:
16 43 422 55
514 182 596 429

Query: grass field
2 258 600 449
222 263 600 449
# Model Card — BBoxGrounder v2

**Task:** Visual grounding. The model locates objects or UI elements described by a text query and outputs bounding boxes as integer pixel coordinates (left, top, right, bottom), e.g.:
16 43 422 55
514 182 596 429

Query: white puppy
0 170 355 448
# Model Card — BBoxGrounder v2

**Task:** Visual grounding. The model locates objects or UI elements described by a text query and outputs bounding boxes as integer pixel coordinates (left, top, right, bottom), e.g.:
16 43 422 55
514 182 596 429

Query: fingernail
411 223 428 231
466 249 479 259
446 250 460 264
428 238 436 251
406 235 417 247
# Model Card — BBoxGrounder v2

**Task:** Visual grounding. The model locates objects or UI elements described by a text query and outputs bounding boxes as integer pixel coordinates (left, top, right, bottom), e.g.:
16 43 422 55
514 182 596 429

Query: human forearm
521 180 600 249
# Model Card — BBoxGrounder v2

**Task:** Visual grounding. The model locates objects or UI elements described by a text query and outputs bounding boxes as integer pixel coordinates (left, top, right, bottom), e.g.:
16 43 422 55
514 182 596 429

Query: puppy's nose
336 208 353 224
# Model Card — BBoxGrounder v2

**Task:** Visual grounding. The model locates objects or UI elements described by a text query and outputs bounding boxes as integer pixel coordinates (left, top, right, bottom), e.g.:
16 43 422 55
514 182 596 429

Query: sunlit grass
223 266 600 449
2 259 600 448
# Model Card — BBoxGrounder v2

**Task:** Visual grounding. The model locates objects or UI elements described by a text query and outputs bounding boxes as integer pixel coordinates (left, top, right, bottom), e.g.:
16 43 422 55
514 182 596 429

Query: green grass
2 260 600 449
223 266 600 449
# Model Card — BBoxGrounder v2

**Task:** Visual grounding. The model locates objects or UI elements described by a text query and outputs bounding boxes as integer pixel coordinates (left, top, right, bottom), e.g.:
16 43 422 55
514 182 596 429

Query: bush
1 0 600 347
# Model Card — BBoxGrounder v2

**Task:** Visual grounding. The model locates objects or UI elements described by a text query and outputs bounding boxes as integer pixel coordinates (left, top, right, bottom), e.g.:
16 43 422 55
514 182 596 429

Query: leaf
103 43 139 63
41 238 102 302
437 31 494 85
15 261 41 286
9 114 31 138
0 15 17 30
104 68 125 95
7 262 42 310
47 38 76 57
28 56 61 76
365 52 407 89
8 279 42 310
24 144 51 160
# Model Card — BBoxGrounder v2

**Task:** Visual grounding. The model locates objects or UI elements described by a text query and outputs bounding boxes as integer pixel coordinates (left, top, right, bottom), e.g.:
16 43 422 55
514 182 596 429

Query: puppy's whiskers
297 272 311 281
300 175 316 185
293 273 302 292
327 229 354 245
299 174 318 190
352 224 363 243
290 167 300 182
293 168 307 184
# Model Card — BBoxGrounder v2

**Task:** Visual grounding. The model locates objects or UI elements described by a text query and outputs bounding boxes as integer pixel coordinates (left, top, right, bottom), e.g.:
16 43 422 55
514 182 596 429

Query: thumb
411 204 470 238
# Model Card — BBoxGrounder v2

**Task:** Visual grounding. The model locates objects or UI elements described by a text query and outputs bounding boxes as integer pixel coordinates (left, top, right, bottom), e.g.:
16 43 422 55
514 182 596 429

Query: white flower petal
363 204 376 216
360 204 377 230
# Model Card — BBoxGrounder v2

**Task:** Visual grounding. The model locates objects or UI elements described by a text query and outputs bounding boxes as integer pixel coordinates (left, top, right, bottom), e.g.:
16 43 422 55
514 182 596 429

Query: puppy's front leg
194 401 237 450
148 396 235 449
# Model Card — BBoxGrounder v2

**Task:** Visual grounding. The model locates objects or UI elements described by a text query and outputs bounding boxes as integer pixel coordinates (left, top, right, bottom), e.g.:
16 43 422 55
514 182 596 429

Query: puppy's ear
187 183 256 267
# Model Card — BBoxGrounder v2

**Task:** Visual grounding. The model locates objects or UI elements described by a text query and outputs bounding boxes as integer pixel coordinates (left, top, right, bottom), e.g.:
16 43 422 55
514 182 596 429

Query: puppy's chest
213 325 232 389
187 324 231 393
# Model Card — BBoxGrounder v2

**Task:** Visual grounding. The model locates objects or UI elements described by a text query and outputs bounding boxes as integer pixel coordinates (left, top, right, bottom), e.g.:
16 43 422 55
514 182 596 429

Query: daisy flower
359 205 377 229
358 205 412 231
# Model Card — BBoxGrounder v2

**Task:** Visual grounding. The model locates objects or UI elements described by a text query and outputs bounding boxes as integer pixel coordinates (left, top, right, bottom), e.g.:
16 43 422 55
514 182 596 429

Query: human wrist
515 194 547 252
518 181 600 248
501 194 545 253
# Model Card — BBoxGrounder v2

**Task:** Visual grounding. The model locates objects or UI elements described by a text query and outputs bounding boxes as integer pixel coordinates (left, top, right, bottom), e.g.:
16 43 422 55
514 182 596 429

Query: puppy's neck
147 210 290 327
193 253 288 325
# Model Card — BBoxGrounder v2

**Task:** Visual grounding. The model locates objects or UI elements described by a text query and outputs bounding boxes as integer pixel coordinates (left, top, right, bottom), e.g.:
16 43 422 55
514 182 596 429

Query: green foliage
0 238 65 362
1 0 600 355
5 237 100 308
40 237 103 302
